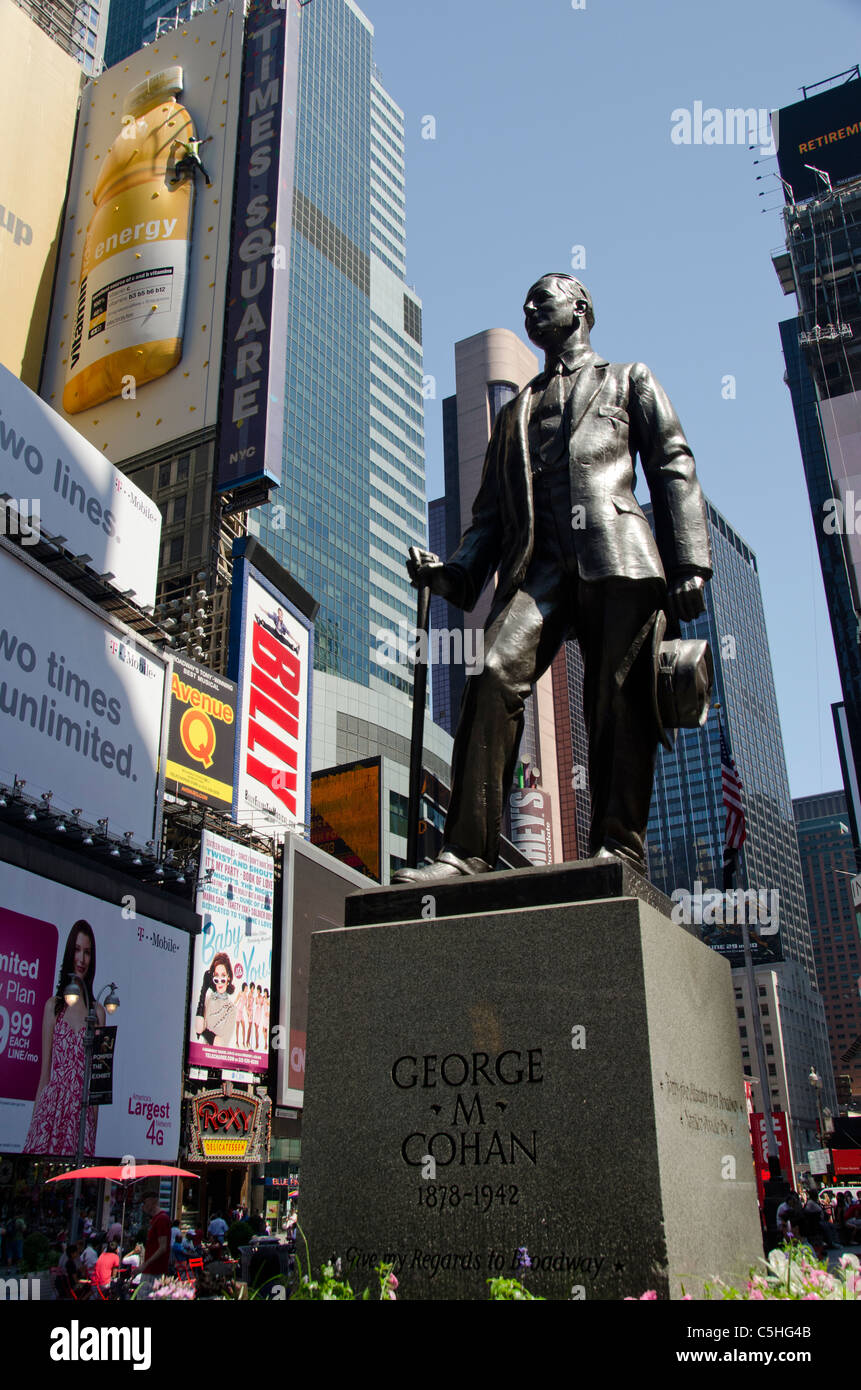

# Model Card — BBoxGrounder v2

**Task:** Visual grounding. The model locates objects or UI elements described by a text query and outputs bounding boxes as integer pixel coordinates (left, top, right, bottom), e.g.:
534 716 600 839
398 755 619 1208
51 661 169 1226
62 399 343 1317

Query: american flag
720 722 746 852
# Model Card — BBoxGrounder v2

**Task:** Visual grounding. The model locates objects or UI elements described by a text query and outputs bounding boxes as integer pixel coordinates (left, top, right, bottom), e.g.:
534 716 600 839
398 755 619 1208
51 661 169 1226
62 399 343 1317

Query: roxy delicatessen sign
188 1087 270 1163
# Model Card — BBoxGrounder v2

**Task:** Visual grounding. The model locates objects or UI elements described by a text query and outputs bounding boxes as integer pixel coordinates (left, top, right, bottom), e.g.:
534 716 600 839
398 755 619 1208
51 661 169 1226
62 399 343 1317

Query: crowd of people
776 1188 861 1253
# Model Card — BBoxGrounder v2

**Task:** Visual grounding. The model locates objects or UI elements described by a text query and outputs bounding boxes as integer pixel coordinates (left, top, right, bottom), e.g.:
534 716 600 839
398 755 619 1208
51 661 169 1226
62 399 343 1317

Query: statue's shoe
593 844 647 877
392 848 490 885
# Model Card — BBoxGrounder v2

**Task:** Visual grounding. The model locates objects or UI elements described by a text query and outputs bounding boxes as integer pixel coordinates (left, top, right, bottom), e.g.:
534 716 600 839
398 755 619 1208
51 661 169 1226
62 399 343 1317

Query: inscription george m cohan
392 1048 542 1170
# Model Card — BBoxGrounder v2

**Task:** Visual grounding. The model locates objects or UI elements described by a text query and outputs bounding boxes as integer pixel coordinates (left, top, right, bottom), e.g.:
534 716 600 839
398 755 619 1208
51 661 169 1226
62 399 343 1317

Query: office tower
243 0 452 877
104 0 218 67
429 328 565 861
771 72 861 839
644 496 835 1164
551 640 591 860
15 0 110 73
794 790 861 1105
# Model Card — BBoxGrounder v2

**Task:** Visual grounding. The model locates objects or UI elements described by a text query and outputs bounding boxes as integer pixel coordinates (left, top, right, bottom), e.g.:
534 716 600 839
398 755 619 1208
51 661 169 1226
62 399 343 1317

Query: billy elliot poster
189 829 274 1075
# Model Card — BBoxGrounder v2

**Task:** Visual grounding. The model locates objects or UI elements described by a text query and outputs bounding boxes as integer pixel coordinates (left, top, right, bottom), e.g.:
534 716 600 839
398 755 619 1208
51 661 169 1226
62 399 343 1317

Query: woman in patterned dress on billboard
25 921 104 1156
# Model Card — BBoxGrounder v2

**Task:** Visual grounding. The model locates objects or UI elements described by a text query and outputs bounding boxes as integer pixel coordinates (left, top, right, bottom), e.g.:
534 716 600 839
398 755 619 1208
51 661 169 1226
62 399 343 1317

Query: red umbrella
47 1165 198 1249
47 1166 197 1184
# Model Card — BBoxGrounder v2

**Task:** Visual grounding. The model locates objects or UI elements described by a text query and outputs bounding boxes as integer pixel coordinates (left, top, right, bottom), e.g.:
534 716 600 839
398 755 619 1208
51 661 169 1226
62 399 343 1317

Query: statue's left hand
667 575 706 623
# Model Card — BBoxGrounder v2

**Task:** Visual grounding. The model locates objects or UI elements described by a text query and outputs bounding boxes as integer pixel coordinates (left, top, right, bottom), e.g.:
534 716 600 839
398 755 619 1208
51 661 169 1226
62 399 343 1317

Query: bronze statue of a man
395 274 712 883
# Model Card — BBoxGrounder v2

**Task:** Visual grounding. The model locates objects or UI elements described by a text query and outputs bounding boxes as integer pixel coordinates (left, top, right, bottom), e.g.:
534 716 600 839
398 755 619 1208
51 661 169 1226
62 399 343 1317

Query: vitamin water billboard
39 5 246 463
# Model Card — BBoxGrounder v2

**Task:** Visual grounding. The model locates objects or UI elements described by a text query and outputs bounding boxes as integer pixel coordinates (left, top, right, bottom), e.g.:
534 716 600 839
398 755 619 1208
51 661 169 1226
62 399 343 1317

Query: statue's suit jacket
446 350 712 614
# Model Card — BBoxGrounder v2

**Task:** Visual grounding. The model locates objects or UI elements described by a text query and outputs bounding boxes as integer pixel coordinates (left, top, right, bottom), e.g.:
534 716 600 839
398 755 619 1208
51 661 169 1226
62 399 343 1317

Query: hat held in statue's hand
651 611 714 750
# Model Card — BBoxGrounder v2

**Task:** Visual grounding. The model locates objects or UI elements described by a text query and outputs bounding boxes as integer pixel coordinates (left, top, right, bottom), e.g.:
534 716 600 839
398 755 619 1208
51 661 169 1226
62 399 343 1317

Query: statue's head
523 274 594 350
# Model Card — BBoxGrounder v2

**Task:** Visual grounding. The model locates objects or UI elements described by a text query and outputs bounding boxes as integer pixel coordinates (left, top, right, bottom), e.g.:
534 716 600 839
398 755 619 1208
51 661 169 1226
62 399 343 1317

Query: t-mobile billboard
0 861 190 1159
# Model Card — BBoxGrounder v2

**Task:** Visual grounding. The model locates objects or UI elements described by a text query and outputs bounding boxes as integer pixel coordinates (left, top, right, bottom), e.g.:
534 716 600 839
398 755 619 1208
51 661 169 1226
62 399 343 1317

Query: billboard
310 758 381 881
187 1087 270 1164
0 860 190 1159
230 556 313 840
509 788 554 867
164 655 237 810
276 836 369 1107
749 1111 795 1207
39 5 247 463
0 543 166 843
821 389 861 614
217 0 301 496
189 830 274 1075
0 0 82 388
775 82 861 203
0 363 162 606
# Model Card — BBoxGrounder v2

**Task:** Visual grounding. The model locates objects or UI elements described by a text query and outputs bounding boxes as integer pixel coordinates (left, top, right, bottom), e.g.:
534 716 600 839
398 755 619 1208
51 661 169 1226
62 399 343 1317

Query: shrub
225 1221 254 1258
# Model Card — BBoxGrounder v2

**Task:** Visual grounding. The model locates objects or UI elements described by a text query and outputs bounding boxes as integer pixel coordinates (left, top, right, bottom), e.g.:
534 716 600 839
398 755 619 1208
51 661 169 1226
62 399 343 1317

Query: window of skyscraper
488 383 518 426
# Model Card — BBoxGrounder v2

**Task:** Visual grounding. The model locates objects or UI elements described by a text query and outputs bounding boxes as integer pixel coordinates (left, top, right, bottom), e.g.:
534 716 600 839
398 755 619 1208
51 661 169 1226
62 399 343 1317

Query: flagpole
717 706 788 1249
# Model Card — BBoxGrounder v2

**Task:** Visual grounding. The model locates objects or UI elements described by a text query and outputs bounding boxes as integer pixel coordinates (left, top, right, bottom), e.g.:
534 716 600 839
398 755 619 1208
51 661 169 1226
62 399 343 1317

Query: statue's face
523 277 577 348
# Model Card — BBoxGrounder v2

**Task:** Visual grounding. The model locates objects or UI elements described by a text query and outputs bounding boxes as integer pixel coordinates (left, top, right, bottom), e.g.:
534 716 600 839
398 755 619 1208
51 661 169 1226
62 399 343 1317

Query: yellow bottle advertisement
63 67 199 415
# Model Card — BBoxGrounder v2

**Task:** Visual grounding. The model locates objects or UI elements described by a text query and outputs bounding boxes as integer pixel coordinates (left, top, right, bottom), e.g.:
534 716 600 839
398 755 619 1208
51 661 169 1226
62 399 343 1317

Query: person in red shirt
93 1240 120 1291
140 1188 171 1280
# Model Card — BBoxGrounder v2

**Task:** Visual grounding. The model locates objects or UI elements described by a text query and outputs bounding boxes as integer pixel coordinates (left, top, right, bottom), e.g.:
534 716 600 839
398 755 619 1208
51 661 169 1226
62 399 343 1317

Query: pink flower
802 1292 820 1300
388 1273 399 1289
640 1290 658 1300
748 1289 765 1300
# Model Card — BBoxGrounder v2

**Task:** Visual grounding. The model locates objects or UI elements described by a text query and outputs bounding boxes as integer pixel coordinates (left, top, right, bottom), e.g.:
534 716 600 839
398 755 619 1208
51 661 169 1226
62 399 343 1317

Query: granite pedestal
300 861 763 1300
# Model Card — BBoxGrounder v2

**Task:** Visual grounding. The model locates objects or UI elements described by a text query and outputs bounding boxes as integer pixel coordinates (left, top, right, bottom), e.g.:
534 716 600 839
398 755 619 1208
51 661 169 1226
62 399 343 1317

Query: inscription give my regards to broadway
343 1049 609 1289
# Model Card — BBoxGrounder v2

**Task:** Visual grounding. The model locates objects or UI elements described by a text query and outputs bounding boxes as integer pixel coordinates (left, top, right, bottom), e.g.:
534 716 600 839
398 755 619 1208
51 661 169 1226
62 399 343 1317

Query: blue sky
360 0 860 801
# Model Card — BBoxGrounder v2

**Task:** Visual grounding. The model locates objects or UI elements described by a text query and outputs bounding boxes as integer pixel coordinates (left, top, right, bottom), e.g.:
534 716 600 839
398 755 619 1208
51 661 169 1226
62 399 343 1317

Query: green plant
19 1232 52 1272
225 1220 253 1259
291 1229 354 1299
487 1276 544 1300
707 1244 861 1301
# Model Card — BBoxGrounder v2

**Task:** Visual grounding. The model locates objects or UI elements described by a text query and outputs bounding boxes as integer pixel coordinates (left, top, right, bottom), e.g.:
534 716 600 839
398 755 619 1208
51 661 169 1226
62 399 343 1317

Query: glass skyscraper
253 0 425 702
104 0 220 68
245 0 452 875
646 497 816 979
645 498 835 1164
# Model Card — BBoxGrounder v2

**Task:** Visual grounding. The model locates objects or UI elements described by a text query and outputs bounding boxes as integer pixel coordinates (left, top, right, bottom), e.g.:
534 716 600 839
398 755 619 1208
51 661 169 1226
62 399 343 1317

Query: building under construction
772 67 861 848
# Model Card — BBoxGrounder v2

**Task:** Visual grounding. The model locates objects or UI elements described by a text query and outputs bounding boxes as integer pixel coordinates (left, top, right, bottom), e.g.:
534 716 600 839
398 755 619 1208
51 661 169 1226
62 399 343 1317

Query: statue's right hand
407 547 443 586
406 548 463 604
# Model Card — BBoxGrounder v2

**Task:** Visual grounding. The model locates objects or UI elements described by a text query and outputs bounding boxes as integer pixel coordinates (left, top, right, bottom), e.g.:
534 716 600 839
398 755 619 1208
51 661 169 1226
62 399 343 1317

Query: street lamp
68 980 120 1242
808 1066 830 1173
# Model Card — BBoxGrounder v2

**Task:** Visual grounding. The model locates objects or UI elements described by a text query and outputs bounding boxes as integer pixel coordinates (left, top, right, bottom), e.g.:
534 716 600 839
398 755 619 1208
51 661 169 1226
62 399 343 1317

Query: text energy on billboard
0 865 189 1159
38 4 246 463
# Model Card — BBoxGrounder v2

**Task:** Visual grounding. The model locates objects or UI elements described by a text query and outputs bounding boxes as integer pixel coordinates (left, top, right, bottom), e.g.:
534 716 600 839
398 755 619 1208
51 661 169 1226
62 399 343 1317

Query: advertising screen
231 565 313 840
509 788 554 867
0 0 82 387
0 544 166 843
0 363 162 606
821 389 861 613
164 655 237 810
310 758 381 881
0 861 190 1159
775 82 861 202
276 837 368 1108
39 5 247 464
189 830 274 1075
